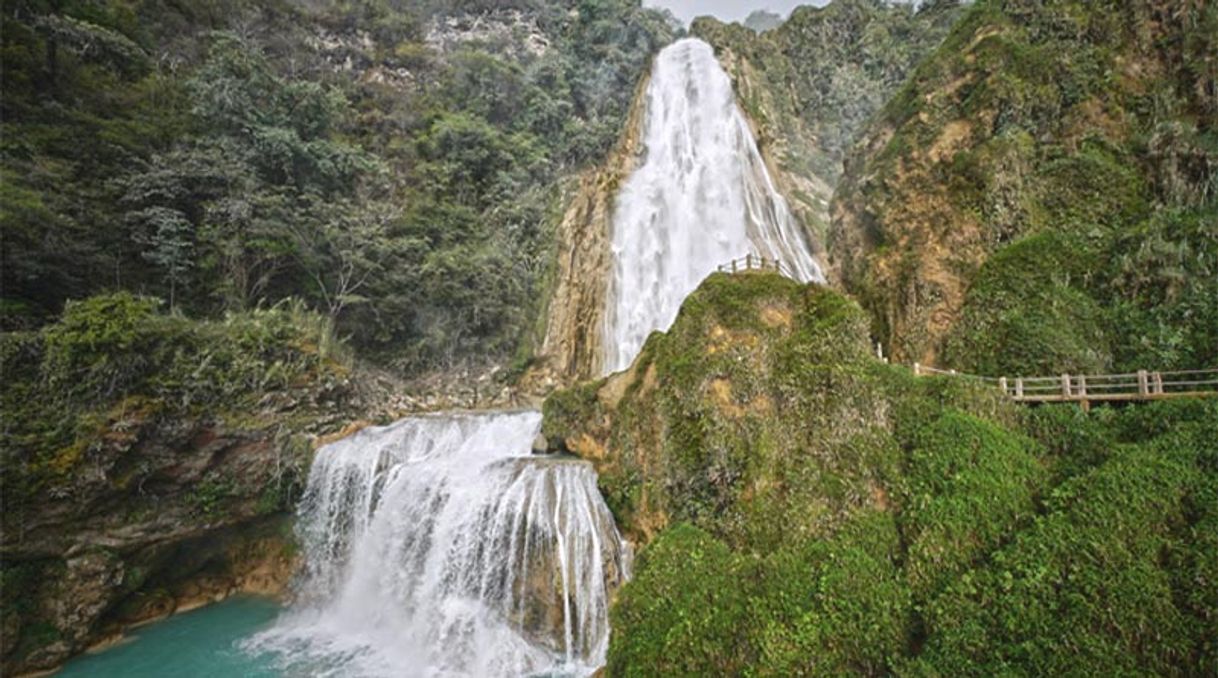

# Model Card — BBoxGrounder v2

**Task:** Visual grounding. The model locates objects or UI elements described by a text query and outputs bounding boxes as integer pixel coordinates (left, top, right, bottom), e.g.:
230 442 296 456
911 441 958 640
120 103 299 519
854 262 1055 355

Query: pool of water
57 597 282 677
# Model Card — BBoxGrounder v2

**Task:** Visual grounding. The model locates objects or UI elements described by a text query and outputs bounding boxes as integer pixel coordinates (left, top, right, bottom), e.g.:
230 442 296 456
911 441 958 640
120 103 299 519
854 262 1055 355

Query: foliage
545 273 1218 676
0 292 348 512
912 404 1217 675
899 410 1046 599
0 0 675 372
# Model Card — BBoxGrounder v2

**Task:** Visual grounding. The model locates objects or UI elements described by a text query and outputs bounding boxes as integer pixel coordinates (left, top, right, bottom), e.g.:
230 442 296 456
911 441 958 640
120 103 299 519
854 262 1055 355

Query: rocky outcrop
541 268 1218 677
0 294 378 673
526 74 651 386
830 0 1217 373
424 9 551 61
0 389 349 675
542 271 1012 549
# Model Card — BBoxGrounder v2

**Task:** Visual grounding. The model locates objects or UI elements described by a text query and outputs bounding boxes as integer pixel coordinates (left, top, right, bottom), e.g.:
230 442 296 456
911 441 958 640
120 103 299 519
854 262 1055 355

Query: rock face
0 401 334 675
0 305 395 677
528 75 650 385
691 2 964 273
830 0 1217 372
425 9 551 60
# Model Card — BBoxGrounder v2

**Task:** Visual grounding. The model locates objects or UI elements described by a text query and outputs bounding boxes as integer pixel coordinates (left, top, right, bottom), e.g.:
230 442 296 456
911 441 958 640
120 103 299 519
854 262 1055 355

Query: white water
604 37 823 374
249 411 627 677
248 36 816 678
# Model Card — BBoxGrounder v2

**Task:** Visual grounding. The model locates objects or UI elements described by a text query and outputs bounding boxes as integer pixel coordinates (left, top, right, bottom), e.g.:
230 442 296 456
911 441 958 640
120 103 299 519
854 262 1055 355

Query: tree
130 206 194 309
290 196 402 320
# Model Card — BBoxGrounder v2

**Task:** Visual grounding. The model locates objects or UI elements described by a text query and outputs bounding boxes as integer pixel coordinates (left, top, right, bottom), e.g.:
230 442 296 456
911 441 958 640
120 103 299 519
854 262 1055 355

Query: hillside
542 272 1217 675
0 0 674 373
831 0 1217 375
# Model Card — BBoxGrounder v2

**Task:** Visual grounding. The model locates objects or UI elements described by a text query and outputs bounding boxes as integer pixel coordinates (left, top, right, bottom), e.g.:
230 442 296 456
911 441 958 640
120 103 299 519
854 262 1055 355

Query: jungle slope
0 0 674 374
542 272 1217 675
831 0 1217 374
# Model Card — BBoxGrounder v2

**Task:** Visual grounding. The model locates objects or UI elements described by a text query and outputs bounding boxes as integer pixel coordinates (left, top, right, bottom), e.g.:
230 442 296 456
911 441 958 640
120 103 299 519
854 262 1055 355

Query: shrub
914 416 1213 676
901 410 1046 598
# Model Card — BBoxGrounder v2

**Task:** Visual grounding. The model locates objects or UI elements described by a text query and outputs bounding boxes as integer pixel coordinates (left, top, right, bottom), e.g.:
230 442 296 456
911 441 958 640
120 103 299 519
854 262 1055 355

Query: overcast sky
643 0 829 25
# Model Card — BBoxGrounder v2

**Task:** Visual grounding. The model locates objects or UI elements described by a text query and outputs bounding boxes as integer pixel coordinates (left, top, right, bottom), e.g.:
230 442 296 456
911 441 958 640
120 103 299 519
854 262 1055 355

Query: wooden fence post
731 259 737 273
913 362 921 377
1137 369 1149 395
1078 375 1089 411
1061 373 1071 398
1015 378 1024 398
999 376 1008 395
746 253 752 270
1153 372 1163 394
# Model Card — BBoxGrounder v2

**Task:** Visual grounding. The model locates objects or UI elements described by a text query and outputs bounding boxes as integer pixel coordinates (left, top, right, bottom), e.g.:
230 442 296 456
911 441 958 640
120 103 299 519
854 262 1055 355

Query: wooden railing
912 364 1218 407
717 254 798 280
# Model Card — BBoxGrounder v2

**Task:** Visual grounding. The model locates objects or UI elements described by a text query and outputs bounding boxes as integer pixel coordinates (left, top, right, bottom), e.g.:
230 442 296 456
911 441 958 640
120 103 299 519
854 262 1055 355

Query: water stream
69 35 820 678
604 37 823 374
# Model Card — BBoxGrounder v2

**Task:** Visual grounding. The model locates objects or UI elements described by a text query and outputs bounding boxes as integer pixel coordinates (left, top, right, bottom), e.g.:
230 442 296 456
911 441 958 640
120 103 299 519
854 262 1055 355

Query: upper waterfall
247 411 627 677
603 38 823 374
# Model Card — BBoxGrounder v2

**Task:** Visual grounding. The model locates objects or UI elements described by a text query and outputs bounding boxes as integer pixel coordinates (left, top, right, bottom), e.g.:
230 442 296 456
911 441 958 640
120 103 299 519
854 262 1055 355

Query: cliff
541 272 1217 674
831 0 1217 373
691 1 964 263
0 295 380 674
527 74 651 387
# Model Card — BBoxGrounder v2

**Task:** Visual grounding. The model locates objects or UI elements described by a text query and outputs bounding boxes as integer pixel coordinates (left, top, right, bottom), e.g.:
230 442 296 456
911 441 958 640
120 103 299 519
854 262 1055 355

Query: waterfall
247 35 817 678
248 411 627 677
603 37 824 374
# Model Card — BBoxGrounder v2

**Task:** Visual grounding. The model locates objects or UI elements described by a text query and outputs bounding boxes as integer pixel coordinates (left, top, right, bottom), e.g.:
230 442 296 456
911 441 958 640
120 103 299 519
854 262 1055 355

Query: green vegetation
833 0 1218 374
0 292 345 516
1 0 675 371
543 274 1218 676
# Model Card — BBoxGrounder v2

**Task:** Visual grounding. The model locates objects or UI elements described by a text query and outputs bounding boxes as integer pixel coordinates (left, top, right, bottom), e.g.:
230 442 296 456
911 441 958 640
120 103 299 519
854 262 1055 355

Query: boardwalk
714 256 1218 408
914 364 1218 408
717 254 798 279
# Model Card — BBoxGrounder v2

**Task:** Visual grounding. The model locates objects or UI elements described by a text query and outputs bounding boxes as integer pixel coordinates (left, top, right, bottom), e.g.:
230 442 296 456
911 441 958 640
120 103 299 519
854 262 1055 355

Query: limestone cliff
691 1 964 272
528 75 650 386
831 0 1217 373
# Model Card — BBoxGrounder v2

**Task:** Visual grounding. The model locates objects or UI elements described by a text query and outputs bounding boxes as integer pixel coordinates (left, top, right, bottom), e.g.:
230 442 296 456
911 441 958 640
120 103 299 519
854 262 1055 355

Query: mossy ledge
541 272 1217 675
0 293 377 675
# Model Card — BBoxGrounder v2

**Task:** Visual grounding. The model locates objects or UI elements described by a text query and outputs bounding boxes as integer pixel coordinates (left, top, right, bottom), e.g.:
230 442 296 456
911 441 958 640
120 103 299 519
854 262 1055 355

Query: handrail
717 253 798 280
910 362 1218 407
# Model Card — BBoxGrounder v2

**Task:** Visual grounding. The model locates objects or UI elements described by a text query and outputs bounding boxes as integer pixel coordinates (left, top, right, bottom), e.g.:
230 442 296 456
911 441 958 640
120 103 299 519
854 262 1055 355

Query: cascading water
248 411 627 677
604 37 824 374
247 36 816 678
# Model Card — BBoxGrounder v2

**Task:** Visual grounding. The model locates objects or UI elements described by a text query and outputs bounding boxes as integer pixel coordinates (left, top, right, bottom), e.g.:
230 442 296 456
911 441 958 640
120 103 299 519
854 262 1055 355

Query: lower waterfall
247 411 627 677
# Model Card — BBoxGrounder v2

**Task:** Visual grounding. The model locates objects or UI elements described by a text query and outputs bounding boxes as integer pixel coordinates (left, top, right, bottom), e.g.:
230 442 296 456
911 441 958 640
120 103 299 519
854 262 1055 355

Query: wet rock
531 433 549 455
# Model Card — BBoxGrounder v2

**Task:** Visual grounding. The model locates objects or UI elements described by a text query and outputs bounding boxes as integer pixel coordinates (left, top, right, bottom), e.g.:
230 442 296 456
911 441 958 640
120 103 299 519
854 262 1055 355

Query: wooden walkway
717 254 798 279
913 364 1218 408
714 256 1218 408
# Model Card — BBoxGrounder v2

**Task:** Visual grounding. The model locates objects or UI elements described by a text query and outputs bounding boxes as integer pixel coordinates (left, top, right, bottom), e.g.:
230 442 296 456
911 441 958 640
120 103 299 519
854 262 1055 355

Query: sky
643 0 829 25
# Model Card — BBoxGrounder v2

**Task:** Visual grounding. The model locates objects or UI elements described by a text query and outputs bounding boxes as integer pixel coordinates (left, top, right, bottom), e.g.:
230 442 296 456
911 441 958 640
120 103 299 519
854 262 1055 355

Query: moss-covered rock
543 273 1217 674
0 293 369 674
831 0 1218 374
